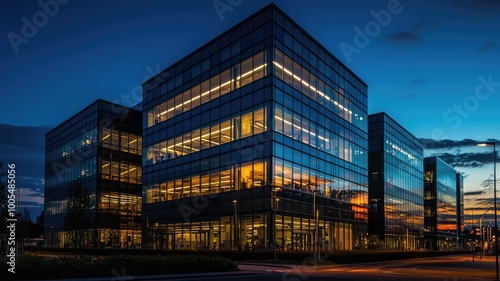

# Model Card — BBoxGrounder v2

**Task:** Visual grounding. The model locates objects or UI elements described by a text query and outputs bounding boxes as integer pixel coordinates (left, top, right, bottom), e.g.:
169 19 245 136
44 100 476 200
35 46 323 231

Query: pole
274 190 277 260
472 208 475 262
276 199 279 258
313 191 316 261
493 143 498 279
273 188 281 260
406 228 409 250
316 209 320 260
233 200 238 251
480 216 483 258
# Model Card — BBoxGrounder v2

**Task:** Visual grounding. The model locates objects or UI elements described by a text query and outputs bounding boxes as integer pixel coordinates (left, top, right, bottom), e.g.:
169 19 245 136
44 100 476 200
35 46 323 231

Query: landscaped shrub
1 254 237 280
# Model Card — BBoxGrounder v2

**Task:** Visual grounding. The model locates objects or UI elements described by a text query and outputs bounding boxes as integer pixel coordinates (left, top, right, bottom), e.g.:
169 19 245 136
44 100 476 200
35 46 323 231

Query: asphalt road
134 254 499 281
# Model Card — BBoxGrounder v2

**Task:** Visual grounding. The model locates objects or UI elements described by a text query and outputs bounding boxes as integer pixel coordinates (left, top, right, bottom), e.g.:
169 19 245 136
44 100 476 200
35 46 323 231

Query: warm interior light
120 167 137 175
273 61 359 120
254 121 264 128
159 64 266 117
274 115 329 142
477 143 492 147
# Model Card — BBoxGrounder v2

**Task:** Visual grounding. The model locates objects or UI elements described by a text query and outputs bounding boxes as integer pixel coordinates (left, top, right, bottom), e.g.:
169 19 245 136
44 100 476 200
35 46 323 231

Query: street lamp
313 190 320 261
49 225 53 248
233 200 238 251
478 141 497 279
272 187 281 260
480 215 484 258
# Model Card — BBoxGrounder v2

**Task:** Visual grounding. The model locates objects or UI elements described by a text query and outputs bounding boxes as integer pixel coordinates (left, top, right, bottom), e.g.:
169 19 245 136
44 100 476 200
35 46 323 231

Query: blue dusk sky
0 0 499 225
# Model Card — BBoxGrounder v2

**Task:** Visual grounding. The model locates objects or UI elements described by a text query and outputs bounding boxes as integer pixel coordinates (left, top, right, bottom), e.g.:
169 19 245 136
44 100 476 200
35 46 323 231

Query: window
146 50 267 128
144 160 268 202
424 171 434 183
253 108 266 134
220 120 232 144
272 48 365 129
241 111 253 138
144 107 267 166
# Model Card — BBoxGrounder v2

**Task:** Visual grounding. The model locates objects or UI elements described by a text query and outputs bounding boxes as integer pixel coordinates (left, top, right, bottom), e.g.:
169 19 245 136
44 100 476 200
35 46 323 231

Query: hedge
1 254 238 280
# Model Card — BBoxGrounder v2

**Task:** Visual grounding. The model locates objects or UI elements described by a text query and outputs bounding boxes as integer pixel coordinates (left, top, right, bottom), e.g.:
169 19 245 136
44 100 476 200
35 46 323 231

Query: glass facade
142 4 368 251
424 156 460 250
456 172 464 238
44 100 142 249
368 113 424 250
143 107 267 166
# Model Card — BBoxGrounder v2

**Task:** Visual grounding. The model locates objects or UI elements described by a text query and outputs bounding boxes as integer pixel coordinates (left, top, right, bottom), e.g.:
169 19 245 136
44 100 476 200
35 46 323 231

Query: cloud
450 0 500 17
19 186 44 206
464 190 486 196
400 92 416 99
384 31 422 45
450 0 465 10
411 18 440 32
477 41 496 53
400 79 426 98
471 0 500 15
0 124 50 219
420 138 486 149
410 78 426 85
0 124 50 175
429 152 498 168
422 138 500 168
0 124 50 154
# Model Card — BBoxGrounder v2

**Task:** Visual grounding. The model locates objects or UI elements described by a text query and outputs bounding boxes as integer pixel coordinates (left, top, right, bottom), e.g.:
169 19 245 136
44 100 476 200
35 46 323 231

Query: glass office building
45 100 142 249
424 156 460 250
368 113 424 250
142 4 368 251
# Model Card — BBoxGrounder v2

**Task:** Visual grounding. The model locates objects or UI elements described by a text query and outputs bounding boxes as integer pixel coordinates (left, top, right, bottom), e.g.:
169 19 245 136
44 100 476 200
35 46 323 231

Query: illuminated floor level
144 213 365 251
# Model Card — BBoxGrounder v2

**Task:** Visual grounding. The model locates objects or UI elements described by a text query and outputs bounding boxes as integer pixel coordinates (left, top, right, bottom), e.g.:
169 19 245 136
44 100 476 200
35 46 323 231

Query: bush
1 254 237 280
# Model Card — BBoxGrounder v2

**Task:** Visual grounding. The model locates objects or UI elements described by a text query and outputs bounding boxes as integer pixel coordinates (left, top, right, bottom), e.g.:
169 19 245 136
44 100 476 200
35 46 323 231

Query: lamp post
233 200 238 251
273 187 281 260
406 228 409 251
480 215 484 258
478 141 497 279
49 225 53 248
313 190 320 261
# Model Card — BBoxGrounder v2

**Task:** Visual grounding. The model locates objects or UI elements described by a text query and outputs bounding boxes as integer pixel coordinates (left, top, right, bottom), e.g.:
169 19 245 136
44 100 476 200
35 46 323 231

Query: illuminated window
144 160 268 202
253 162 266 187
273 48 365 128
424 171 434 183
201 174 210 195
146 51 267 128
220 120 232 144
274 107 283 134
144 107 267 166
167 181 175 201
101 159 110 179
241 111 253 138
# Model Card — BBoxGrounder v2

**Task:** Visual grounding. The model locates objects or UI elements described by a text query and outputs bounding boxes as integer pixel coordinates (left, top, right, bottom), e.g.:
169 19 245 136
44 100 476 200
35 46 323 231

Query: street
134 254 499 281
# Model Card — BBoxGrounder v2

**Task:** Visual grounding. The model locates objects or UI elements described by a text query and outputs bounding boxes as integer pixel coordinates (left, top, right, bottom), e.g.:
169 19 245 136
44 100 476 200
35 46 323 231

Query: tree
65 185 95 248
0 163 9 255
367 235 386 250
17 207 34 254
18 207 33 238
32 211 44 238
0 163 10 234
